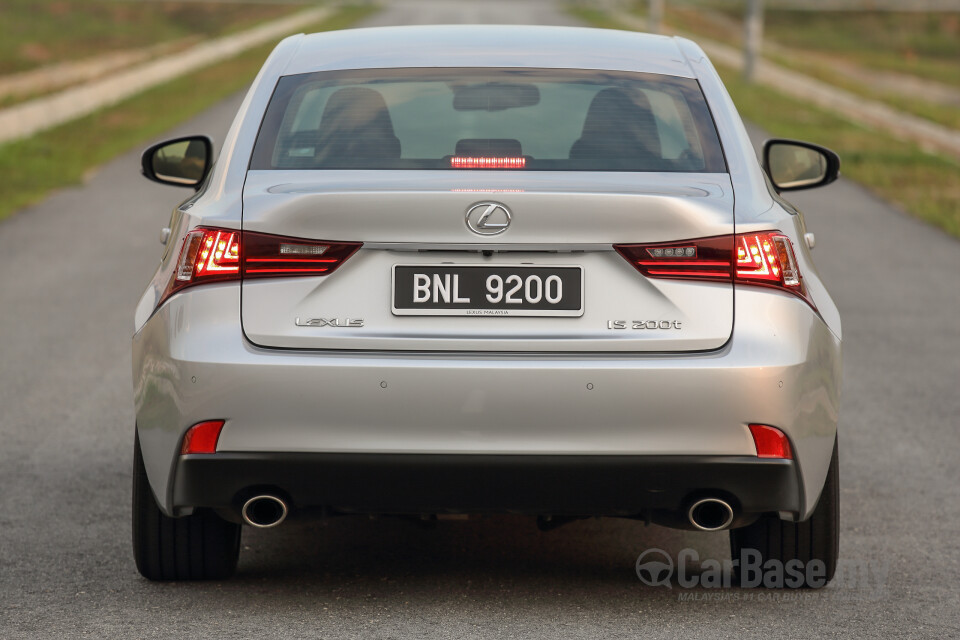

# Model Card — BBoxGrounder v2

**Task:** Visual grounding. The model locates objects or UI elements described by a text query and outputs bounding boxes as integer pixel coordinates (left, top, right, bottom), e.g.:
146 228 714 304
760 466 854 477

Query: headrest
454 138 523 157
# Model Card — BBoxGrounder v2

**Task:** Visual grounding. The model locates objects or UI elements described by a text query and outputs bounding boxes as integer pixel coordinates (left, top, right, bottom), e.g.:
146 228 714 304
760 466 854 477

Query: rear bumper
174 452 800 520
134 284 840 521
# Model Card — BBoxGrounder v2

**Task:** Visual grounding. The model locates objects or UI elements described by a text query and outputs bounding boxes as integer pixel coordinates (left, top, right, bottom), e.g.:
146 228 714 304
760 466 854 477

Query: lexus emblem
465 202 512 236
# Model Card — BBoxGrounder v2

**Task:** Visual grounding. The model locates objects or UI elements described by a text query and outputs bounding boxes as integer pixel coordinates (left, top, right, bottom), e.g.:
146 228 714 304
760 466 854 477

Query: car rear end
132 26 841 581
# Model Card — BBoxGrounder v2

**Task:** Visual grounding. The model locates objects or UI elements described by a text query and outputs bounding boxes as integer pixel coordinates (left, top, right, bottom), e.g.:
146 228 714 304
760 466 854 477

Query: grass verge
569 6 960 239
725 7 960 88
0 4 378 222
592 3 960 132
616 2 960 88
759 53 960 131
0 0 307 76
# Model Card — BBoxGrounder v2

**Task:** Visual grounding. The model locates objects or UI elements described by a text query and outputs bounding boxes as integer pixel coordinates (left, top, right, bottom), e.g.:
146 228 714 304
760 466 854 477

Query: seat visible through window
569 88 661 165
282 87 402 166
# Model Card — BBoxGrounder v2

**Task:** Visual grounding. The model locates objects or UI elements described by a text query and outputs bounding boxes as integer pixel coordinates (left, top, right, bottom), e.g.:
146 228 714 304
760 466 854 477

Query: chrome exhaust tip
688 498 735 531
241 495 288 528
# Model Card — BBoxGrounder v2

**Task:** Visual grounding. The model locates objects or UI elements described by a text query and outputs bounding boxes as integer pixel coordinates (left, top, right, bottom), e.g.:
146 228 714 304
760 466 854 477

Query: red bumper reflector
749 424 793 459
180 420 225 455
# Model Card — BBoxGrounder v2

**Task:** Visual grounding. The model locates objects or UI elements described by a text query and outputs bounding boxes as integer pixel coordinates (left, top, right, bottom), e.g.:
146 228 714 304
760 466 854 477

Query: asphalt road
2 1 959 637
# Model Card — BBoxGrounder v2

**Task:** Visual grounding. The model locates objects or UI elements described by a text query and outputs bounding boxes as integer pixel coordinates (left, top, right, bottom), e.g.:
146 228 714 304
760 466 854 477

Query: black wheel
730 437 839 588
132 431 241 581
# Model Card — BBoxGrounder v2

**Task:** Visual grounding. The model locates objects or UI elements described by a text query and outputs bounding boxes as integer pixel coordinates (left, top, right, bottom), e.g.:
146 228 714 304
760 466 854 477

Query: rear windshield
250 68 726 173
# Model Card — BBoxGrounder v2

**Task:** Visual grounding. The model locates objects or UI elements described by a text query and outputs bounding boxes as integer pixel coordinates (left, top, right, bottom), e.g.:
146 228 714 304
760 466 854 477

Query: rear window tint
250 68 726 173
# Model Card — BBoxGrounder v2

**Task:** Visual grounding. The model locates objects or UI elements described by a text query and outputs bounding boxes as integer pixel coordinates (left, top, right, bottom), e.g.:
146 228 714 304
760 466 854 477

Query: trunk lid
240 170 734 352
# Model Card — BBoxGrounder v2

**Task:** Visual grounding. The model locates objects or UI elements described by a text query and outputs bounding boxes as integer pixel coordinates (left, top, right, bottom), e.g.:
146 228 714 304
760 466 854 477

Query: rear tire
132 431 241 580
730 437 839 588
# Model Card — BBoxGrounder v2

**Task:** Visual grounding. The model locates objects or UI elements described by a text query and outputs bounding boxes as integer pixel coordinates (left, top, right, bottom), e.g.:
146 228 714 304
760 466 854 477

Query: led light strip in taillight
614 231 813 307
733 233 809 306
175 228 241 284
242 230 360 277
614 235 733 282
736 233 801 286
160 227 361 306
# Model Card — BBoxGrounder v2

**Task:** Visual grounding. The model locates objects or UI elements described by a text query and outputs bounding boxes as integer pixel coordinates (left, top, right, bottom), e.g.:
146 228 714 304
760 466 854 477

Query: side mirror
763 138 840 192
141 135 214 189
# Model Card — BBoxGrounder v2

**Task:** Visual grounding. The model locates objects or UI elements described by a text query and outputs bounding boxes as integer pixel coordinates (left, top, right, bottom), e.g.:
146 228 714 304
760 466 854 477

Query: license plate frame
392 264 584 317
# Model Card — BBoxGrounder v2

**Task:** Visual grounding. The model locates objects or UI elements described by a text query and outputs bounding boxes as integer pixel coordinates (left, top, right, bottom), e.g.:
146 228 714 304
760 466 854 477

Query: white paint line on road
0 6 334 146
0 38 198 101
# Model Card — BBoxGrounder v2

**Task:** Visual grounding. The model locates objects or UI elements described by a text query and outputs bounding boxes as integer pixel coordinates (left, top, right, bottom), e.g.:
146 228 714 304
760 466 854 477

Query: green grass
0 0 310 76
756 9 960 88
567 6 628 30
652 2 960 87
567 7 622 30
761 52 960 131
607 2 960 131
0 4 379 221
571 5 960 239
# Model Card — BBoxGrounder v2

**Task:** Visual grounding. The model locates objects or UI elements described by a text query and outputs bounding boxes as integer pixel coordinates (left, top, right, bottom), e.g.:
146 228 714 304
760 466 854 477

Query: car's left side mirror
141 135 214 189
763 138 840 192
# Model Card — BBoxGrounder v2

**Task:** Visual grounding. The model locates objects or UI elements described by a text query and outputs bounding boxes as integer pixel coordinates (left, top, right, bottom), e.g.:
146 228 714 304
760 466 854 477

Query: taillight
160 227 361 306
242 230 361 277
735 233 800 286
176 228 240 284
613 235 733 282
614 231 813 307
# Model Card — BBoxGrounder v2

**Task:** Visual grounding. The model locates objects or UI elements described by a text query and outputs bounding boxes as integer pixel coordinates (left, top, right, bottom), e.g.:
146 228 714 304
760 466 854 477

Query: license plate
392 265 584 316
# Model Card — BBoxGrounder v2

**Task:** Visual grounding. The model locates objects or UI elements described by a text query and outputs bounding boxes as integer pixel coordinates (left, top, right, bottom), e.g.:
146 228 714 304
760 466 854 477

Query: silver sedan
132 25 842 587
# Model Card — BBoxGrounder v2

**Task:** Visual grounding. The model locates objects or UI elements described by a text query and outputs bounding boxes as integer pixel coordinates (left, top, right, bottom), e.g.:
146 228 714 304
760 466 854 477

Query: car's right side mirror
763 138 840 192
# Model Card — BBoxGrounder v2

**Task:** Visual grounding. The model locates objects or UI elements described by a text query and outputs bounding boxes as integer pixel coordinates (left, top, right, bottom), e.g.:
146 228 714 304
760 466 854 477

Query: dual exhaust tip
241 495 288 528
687 497 735 531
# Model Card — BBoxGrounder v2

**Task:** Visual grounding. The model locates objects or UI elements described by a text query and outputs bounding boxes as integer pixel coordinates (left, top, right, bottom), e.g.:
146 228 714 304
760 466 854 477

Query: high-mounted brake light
749 424 793 459
451 157 526 169
181 420 225 455
159 227 362 306
614 231 813 307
